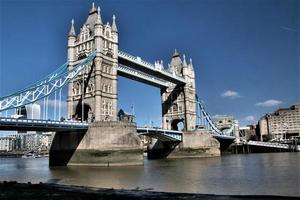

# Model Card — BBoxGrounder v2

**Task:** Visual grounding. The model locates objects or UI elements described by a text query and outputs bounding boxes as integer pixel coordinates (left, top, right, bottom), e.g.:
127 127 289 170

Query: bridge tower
67 3 118 122
161 50 197 131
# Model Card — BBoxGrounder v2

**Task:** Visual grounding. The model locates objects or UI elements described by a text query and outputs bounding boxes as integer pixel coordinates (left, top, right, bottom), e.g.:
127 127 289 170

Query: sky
0 0 299 135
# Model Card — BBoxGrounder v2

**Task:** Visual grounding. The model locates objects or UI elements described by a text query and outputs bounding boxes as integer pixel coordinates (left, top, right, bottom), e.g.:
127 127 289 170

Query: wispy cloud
221 90 241 99
280 26 300 34
212 114 228 118
255 99 282 107
244 115 255 122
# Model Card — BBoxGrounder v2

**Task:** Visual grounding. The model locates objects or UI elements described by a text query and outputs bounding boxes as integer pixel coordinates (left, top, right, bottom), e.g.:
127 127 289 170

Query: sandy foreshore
0 181 298 200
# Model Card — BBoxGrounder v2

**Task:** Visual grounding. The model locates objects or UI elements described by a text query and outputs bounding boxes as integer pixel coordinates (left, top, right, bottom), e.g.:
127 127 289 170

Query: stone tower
67 3 118 122
161 50 197 131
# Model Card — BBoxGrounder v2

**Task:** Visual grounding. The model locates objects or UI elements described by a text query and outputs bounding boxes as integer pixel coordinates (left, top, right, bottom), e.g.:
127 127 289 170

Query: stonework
50 121 143 166
161 50 197 131
67 4 118 122
168 130 220 158
69 121 143 166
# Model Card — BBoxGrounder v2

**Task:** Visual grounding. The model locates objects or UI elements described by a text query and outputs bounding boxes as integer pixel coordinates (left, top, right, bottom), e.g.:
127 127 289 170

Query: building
258 104 300 141
16 104 41 119
0 136 16 152
212 115 239 138
239 125 258 141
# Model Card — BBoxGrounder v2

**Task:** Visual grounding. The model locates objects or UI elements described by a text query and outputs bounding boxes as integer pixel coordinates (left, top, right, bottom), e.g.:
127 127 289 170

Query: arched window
172 103 178 112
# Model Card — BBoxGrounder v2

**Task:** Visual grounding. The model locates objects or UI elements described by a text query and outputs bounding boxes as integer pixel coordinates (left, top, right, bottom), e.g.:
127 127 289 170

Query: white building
0 136 16 152
258 104 300 140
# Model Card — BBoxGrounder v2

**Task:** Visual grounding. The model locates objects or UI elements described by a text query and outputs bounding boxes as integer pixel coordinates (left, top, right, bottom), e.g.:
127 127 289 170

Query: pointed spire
68 19 76 37
112 15 118 32
183 54 187 67
173 49 179 57
95 6 102 25
189 58 194 69
90 2 97 14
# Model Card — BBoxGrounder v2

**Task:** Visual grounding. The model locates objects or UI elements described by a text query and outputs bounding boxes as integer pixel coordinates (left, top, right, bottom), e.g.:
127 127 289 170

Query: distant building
16 104 41 119
117 109 135 123
0 136 16 152
212 115 239 139
239 125 258 141
258 104 300 141
213 115 235 130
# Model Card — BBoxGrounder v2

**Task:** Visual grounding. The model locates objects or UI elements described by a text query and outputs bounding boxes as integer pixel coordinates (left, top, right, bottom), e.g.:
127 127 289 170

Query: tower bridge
0 3 237 166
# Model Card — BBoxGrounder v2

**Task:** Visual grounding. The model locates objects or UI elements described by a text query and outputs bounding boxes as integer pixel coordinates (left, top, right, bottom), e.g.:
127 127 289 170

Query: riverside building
258 104 300 141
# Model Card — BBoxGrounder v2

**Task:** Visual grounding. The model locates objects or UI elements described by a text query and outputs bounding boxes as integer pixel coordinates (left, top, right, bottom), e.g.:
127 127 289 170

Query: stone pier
147 130 220 159
50 121 143 167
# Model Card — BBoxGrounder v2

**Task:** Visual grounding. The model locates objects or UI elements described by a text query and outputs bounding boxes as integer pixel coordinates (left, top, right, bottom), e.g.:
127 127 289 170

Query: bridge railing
247 140 295 149
0 117 88 126
137 127 182 141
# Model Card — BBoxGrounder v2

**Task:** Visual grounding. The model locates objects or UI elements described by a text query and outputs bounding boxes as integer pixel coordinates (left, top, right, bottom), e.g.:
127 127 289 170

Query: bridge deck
137 127 182 142
247 140 300 151
0 118 88 132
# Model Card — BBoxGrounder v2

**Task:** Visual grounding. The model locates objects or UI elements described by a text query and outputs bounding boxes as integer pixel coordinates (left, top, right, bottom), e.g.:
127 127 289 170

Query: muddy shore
0 181 298 200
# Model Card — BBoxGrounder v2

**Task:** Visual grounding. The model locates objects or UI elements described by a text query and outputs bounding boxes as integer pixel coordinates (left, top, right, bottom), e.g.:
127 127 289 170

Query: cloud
244 115 255 122
255 99 282 107
221 90 241 98
47 99 67 109
212 114 227 118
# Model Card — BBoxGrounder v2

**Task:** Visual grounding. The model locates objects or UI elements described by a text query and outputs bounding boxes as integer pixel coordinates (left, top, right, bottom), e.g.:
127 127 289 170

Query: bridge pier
168 130 220 158
50 121 143 167
147 130 220 159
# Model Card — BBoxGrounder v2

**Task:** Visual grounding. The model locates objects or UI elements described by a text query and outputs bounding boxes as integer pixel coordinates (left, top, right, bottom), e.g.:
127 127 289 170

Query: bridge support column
50 121 143 167
168 130 220 158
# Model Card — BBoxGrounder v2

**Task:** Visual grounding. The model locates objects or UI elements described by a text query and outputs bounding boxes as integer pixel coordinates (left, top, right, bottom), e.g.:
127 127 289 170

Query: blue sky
0 0 299 134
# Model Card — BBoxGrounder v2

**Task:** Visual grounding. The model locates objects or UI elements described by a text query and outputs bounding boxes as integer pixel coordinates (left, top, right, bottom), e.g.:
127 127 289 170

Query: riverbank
0 181 298 200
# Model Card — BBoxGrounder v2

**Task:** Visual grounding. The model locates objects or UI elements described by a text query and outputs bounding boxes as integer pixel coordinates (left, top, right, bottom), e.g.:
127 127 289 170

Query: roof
169 49 183 74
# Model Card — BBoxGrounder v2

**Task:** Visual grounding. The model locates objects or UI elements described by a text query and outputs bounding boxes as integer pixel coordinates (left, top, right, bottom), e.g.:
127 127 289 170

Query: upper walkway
118 50 186 87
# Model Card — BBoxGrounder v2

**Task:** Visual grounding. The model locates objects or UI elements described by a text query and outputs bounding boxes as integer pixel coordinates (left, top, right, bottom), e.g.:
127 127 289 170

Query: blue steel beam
0 52 96 112
117 64 169 88
137 127 182 142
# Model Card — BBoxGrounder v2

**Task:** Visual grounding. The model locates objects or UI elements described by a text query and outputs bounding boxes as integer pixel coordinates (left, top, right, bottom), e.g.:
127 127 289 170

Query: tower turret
68 19 76 62
112 15 118 33
68 19 76 37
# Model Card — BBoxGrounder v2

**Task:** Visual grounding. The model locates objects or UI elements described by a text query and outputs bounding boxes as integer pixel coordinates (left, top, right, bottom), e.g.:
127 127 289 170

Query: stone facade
258 104 300 140
67 4 118 122
161 50 197 131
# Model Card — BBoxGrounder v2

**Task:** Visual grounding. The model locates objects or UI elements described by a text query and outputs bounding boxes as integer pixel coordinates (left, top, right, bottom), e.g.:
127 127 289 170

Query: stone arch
75 102 92 121
171 118 185 131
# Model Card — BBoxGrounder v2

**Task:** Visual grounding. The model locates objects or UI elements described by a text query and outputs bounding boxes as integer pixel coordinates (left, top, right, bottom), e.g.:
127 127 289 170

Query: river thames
0 152 299 197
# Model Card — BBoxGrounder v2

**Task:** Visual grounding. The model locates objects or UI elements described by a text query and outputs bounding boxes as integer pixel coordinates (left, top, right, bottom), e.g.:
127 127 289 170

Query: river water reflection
0 153 299 196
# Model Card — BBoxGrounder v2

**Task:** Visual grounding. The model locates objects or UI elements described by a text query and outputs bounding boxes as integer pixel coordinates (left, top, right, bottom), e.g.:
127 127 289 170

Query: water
0 153 299 196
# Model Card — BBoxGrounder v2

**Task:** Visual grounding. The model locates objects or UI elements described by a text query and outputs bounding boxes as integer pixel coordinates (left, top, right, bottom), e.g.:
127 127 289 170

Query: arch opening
74 102 92 121
171 118 184 131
